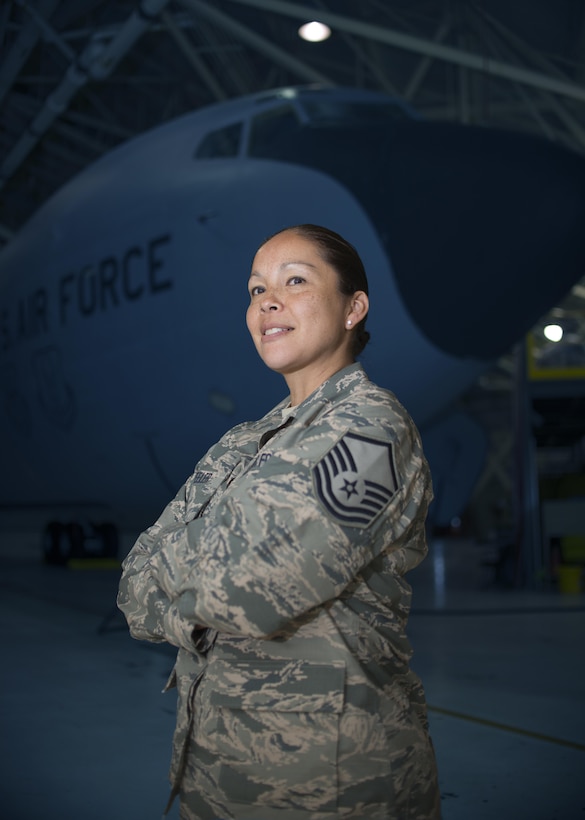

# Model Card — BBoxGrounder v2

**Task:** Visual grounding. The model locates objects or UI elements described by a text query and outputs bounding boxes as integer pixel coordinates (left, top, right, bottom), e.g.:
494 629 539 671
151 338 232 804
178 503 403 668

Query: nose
267 117 585 361
367 120 585 361
260 290 282 312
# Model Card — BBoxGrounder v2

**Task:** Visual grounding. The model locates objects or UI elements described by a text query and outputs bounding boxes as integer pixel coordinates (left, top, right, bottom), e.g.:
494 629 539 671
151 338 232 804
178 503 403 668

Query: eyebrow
249 260 318 279
281 260 318 271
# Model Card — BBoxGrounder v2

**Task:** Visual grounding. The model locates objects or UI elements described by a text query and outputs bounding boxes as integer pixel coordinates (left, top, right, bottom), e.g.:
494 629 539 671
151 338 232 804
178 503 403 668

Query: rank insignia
313 432 399 526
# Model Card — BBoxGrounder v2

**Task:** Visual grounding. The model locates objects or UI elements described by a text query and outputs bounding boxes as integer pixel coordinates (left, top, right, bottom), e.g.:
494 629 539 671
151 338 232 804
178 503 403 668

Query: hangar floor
0 530 583 820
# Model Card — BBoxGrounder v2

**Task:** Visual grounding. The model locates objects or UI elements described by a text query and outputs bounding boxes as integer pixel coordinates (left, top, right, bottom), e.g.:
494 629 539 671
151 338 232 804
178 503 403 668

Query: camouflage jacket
118 363 441 819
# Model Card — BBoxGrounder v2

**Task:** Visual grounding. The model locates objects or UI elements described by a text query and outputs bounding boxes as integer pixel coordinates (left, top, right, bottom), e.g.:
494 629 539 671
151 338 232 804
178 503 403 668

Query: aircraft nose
376 121 585 360
282 119 585 360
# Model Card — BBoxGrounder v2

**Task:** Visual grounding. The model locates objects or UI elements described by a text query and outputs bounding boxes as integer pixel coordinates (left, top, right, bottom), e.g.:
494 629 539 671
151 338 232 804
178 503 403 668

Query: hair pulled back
259 224 371 356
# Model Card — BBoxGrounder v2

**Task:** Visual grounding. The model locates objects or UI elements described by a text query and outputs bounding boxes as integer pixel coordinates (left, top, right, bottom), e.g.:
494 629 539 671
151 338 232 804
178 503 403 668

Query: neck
284 357 355 406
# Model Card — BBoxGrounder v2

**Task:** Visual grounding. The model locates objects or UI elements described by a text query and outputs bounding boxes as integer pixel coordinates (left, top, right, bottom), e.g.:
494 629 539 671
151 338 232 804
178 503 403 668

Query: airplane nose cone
273 119 585 360
377 122 585 360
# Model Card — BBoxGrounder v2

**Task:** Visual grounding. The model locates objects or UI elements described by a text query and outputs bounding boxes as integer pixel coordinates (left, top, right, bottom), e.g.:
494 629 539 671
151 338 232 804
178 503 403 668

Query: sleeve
117 426 251 648
117 482 198 649
146 410 431 642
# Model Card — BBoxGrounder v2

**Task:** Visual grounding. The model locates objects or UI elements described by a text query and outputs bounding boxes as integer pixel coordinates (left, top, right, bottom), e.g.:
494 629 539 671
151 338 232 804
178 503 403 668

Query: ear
346 290 369 327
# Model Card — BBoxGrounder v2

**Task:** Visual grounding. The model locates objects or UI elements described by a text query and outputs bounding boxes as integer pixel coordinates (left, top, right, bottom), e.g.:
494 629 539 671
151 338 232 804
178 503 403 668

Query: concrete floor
1 530 583 820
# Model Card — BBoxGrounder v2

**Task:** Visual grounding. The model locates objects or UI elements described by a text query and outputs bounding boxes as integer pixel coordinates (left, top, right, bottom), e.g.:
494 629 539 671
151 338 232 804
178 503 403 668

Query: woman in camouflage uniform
118 224 441 819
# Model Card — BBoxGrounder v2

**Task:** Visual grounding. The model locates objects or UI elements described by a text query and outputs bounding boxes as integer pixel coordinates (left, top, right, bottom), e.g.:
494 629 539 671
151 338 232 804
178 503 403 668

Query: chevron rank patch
313 432 399 527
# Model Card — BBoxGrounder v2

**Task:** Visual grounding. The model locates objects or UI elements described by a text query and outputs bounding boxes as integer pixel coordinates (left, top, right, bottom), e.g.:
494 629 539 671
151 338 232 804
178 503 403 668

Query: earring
346 320 352 327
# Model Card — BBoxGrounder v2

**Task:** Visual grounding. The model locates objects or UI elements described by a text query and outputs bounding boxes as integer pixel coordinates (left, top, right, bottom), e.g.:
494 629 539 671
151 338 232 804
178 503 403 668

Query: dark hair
260 224 371 356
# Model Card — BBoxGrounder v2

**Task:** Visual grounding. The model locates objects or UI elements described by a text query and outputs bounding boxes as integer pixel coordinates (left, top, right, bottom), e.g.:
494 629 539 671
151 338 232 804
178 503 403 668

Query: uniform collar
281 363 367 425
253 364 366 450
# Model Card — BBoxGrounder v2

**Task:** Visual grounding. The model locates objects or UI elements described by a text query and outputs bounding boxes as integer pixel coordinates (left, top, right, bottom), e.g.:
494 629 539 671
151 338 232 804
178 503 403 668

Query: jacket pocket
197 658 345 813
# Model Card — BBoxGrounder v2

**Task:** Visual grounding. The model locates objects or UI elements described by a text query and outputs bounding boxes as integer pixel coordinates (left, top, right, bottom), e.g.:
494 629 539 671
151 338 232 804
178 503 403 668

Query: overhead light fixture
543 323 563 342
298 21 331 42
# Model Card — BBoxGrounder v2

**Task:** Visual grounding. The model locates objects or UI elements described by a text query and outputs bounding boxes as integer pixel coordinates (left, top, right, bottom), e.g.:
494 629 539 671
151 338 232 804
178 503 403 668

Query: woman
118 224 441 819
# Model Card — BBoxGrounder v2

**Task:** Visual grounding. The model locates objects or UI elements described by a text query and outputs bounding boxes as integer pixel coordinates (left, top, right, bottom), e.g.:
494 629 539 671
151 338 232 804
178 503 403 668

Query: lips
262 326 293 337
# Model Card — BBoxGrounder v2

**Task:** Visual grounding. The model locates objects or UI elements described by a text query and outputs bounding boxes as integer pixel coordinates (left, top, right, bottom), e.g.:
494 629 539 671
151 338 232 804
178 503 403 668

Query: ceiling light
298 21 331 43
543 324 563 342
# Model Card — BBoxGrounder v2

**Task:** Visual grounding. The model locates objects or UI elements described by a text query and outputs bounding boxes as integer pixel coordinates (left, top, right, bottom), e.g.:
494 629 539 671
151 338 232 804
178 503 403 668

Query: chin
261 359 289 375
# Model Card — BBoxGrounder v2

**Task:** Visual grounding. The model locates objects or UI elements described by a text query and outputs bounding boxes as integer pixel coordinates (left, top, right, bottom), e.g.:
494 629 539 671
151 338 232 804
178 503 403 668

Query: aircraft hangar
1 2 584 819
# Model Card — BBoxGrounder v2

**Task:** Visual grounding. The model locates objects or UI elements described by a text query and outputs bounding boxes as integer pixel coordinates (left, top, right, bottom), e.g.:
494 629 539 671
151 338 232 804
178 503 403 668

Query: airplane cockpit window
195 122 243 159
300 100 410 124
245 96 411 160
248 106 301 157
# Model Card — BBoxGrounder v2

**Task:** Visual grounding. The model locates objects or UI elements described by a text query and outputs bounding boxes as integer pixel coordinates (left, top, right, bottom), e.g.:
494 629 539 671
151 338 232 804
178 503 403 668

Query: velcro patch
192 471 213 484
313 432 399 527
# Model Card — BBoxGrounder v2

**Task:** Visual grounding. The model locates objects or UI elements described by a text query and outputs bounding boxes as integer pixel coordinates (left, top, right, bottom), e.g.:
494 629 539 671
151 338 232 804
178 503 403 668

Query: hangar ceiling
1 0 584 350
2 0 585 237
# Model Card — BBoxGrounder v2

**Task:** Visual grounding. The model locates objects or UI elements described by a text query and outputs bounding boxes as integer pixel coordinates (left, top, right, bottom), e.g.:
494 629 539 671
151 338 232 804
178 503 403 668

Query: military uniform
118 363 441 819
